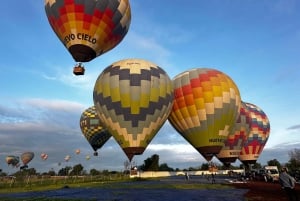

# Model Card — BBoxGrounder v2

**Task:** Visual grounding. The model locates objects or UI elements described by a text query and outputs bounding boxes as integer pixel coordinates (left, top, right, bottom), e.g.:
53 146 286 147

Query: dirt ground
232 180 300 201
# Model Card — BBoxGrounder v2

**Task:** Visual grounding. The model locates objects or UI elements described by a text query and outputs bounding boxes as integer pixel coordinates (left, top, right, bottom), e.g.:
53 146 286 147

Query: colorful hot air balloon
93 58 174 161
168 68 241 161
217 101 251 166
238 102 270 166
20 152 34 169
6 155 20 167
80 106 111 156
44 0 131 75
41 153 48 160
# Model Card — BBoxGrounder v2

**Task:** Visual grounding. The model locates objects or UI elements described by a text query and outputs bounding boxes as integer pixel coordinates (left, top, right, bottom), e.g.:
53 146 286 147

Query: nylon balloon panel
238 102 270 163
168 68 241 155
93 59 173 152
217 102 250 163
45 0 131 62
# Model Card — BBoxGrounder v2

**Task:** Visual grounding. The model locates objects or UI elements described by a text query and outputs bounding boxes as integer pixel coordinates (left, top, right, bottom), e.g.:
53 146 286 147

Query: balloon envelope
93 58 173 161
217 101 251 165
44 0 131 62
238 102 271 165
41 153 48 160
21 152 34 165
80 106 111 155
6 155 20 167
168 68 241 161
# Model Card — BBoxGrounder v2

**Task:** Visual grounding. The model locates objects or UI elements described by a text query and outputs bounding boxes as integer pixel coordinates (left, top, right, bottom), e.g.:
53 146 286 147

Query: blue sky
1 0 300 174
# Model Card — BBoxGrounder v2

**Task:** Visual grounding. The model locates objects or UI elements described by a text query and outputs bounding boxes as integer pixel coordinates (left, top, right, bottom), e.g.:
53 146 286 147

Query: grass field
0 175 238 201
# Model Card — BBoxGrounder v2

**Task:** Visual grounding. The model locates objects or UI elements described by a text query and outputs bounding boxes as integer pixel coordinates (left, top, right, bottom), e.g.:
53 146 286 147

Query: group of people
279 167 299 201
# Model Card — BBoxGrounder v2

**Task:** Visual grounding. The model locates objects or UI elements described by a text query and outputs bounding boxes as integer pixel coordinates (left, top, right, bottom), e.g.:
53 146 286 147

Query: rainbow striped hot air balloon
93 58 173 161
80 106 111 156
217 101 251 166
238 102 270 166
44 0 131 75
168 68 241 161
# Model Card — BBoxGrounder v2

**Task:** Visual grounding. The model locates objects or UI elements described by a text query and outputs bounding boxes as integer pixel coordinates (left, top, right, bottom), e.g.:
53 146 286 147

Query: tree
159 163 174 171
286 149 300 173
140 154 159 171
58 166 72 176
200 163 209 170
70 164 84 175
90 168 100 176
267 159 281 169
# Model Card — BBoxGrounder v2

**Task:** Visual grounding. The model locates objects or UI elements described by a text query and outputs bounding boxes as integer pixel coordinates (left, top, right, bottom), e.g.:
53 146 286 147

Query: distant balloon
6 155 20 167
217 101 251 165
80 106 112 156
168 68 241 161
64 155 71 162
93 58 174 161
44 0 131 75
41 153 48 160
238 102 271 166
75 149 81 155
86 155 91 160
19 152 34 170
21 152 34 166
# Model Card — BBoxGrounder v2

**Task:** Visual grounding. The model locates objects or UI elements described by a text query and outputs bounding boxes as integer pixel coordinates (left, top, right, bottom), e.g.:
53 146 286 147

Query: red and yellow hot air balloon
80 106 111 156
93 58 173 161
41 153 48 160
217 101 251 166
168 68 241 161
238 102 270 166
44 0 131 75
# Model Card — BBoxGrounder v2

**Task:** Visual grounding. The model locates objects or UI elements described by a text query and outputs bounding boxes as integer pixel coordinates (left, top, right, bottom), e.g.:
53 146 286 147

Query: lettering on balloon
63 33 97 45
229 151 240 156
208 138 224 143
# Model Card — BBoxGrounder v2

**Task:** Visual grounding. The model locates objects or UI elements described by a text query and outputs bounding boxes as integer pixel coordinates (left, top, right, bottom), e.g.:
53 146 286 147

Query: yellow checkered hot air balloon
80 106 111 156
93 58 173 161
168 68 241 161
44 0 131 75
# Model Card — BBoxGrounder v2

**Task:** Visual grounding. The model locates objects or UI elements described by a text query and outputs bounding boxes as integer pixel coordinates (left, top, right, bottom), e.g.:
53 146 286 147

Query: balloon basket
73 66 85 75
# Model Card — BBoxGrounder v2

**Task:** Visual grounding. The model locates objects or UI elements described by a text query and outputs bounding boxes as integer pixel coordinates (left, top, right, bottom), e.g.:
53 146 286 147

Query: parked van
260 166 279 182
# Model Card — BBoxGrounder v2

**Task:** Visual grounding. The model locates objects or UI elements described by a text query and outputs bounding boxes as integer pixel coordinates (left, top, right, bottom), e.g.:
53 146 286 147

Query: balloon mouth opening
69 44 96 62
217 157 237 164
123 147 145 161
196 146 223 161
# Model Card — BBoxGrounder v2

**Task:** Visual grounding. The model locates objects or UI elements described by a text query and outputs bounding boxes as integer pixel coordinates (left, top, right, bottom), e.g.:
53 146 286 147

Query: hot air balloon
168 68 241 161
6 155 20 168
75 149 81 155
80 106 111 156
44 0 131 75
64 155 71 162
41 153 48 160
93 58 174 161
238 102 270 166
86 155 91 160
20 152 34 169
216 101 251 166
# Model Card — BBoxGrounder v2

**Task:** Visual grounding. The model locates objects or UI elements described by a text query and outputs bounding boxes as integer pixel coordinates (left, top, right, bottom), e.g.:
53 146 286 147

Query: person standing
279 167 298 201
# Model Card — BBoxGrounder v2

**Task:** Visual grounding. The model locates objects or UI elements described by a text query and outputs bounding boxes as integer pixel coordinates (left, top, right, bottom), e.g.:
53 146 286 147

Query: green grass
0 176 235 201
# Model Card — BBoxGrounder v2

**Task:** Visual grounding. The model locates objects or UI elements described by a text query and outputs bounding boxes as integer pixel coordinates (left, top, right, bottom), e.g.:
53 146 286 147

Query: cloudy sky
1 0 300 174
